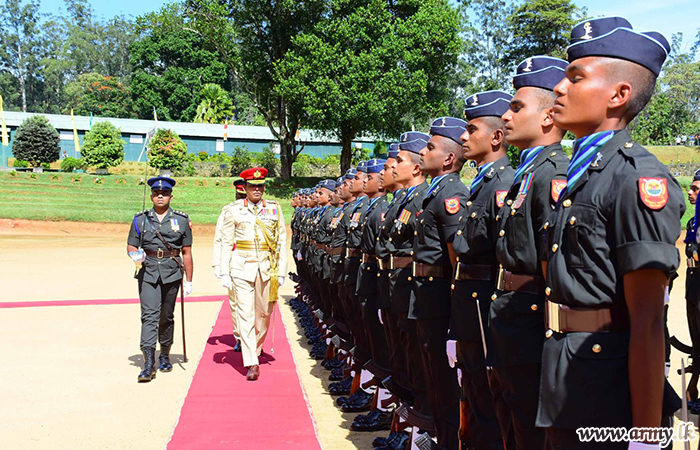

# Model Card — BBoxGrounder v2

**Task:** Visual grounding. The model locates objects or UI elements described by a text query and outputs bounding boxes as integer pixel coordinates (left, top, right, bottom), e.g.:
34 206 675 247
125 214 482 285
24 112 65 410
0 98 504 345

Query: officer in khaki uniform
212 179 248 352
219 167 288 381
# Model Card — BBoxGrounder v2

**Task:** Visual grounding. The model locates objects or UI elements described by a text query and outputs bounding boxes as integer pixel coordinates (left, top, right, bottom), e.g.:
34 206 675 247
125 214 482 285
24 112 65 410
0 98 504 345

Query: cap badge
471 95 479 106
522 58 533 72
582 22 593 40
441 117 446 126
402 134 407 142
254 169 261 178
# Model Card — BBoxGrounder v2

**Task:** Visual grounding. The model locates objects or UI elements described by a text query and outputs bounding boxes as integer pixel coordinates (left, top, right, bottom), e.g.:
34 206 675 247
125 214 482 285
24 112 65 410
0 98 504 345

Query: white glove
221 277 233 290
213 266 221 279
446 340 457 368
628 442 660 450
378 309 384 325
184 281 193 297
278 276 285 286
457 368 462 387
128 250 146 263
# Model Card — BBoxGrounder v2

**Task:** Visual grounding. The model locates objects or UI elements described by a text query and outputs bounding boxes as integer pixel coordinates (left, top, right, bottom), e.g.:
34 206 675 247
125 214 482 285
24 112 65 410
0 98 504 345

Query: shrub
148 129 188 170
255 145 280 176
51 174 60 180
71 174 82 182
9 170 17 176
12 115 60 166
60 157 84 172
28 173 37 179
115 177 127 184
93 177 104 184
41 162 51 170
13 159 28 168
80 121 126 169
197 151 209 161
229 146 253 176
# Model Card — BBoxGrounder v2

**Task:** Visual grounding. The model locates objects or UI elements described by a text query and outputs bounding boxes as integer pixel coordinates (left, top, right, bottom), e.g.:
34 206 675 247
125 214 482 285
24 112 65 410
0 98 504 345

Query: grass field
648 146 700 164
0 171 320 225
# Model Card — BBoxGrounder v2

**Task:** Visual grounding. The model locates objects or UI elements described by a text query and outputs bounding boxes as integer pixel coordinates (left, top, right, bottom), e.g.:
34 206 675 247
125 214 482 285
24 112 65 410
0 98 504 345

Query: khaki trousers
232 270 275 367
227 288 240 340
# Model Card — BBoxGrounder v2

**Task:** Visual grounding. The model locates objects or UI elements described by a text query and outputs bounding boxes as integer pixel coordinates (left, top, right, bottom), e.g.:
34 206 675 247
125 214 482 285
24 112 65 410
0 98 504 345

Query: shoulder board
265 199 280 205
135 210 148 217
173 210 189 218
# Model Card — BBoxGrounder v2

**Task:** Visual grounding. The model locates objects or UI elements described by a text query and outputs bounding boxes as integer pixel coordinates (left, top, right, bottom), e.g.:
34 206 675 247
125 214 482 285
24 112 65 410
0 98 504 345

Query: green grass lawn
0 172 321 225
648 146 700 165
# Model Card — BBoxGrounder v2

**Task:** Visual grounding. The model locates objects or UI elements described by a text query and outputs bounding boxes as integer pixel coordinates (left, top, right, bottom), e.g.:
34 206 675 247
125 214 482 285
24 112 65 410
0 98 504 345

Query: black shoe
373 431 399 448
138 347 157 382
329 376 352 395
351 409 393 431
328 368 345 381
340 389 374 412
375 431 410 450
354 408 382 424
233 340 241 352
158 346 173 372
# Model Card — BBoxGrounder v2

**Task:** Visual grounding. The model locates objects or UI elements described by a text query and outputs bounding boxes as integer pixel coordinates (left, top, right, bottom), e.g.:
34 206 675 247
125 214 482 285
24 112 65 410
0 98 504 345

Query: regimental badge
581 22 593 40
496 191 508 208
522 58 533 72
398 209 411 224
639 177 668 210
445 197 460 214
551 180 567 203
441 117 446 126
471 95 479 106
171 218 180 232
254 169 261 178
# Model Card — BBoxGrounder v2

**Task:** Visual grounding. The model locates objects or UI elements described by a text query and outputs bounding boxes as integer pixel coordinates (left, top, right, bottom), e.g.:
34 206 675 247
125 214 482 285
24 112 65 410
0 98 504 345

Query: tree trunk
339 124 356 174
279 134 295 180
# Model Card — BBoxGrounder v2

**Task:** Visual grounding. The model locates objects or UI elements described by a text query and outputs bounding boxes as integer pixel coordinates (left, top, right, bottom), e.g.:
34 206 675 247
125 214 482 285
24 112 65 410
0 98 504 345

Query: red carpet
167 301 322 450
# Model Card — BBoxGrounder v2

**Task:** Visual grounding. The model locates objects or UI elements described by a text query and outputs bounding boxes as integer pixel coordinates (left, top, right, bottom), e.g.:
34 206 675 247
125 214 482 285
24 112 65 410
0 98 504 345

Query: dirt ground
1 218 698 449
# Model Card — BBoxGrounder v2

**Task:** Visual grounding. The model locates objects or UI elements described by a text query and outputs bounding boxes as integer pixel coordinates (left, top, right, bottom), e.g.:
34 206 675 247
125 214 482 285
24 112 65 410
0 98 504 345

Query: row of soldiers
289 16 686 450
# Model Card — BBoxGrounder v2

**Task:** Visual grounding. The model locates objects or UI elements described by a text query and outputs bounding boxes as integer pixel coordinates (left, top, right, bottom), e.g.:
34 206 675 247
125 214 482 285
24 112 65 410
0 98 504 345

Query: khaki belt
362 254 378 263
378 257 392 270
689 258 698 269
412 262 450 278
391 256 413 269
346 248 362 258
455 263 497 282
546 300 630 333
496 267 543 295
145 249 180 258
235 241 271 251
328 246 345 256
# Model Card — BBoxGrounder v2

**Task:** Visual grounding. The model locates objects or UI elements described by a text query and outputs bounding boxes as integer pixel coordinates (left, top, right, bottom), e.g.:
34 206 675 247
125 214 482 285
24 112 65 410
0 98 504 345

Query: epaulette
135 210 148 217
173 210 189 218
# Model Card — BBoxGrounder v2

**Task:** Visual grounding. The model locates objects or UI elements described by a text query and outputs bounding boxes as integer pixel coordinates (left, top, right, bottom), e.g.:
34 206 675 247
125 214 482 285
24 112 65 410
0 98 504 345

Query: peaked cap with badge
429 117 468 143
240 167 268 185
464 91 512 120
148 176 176 191
387 143 400 159
318 179 338 191
233 178 246 194
357 160 369 173
398 132 430 154
365 158 387 174
512 56 568 91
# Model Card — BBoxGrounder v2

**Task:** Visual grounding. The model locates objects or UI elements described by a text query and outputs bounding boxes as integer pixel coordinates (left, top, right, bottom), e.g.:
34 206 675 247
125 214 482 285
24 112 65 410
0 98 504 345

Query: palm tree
194 83 234 124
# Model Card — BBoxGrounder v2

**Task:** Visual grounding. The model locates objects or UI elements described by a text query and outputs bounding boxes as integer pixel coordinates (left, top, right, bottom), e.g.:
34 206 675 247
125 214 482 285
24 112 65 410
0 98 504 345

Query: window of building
60 131 74 141
130 135 144 144
216 139 225 152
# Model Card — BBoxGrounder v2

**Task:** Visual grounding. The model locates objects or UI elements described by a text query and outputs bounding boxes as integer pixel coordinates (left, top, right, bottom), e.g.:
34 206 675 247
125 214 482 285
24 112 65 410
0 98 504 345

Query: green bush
351 147 372 166
13 159 29 168
255 146 280 176
197 151 209 161
11 115 60 166
60 157 84 172
80 121 126 169
41 162 51 170
148 129 188 170
229 146 253 176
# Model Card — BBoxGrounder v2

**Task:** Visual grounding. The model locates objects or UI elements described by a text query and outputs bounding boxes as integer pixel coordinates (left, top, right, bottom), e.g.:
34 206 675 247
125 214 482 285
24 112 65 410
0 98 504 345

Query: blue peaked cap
148 176 176 191
398 132 430 154
357 160 369 173
345 168 358 180
318 179 337 191
464 91 513 120
387 143 400 159
366 159 387 174
566 17 669 77
513 56 568 91
430 117 468 144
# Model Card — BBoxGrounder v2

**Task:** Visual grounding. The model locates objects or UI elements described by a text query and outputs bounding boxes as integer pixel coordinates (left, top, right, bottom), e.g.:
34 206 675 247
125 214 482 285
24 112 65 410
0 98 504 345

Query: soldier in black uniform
450 91 514 450
413 117 470 450
537 17 684 449
127 176 193 383
685 170 700 401
489 59 569 449
312 180 338 320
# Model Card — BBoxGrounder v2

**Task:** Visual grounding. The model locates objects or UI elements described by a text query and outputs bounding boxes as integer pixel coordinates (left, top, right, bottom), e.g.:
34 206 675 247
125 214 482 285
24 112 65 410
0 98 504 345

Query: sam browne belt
145 249 180 258
496 267 544 295
455 263 497 282
546 300 630 333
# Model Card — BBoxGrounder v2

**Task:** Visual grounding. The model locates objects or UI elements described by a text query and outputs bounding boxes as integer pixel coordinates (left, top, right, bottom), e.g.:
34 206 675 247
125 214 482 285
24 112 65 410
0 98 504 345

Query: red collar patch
639 177 668 210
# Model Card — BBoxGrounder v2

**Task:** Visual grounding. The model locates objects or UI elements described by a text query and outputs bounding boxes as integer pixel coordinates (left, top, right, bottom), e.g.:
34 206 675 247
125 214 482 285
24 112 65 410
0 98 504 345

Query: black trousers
383 309 412 395
686 269 700 361
139 278 180 349
416 316 460 450
398 314 432 416
491 364 545 450
361 291 391 371
456 341 510 450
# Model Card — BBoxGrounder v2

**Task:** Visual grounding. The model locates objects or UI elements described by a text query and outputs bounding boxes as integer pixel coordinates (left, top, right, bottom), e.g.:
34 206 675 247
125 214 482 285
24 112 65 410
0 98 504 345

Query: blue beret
399 132 430 154
357 160 369 173
319 179 337 191
567 17 669 77
147 176 176 191
513 56 568 91
464 90 513 120
345 168 358 180
387 143 400 159
429 117 468 144
366 158 387 174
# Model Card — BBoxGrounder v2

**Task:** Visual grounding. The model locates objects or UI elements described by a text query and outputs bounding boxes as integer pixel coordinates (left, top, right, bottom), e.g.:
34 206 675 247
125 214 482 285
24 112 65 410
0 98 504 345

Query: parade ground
1 218 699 449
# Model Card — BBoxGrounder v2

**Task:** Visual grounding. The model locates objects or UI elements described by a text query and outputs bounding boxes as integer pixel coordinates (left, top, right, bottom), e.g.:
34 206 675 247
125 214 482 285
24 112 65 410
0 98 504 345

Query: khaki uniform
220 198 288 367
213 202 240 341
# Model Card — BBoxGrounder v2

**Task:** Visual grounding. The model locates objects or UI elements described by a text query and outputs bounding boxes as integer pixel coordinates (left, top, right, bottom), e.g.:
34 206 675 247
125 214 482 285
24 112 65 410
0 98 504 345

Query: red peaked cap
240 167 268 185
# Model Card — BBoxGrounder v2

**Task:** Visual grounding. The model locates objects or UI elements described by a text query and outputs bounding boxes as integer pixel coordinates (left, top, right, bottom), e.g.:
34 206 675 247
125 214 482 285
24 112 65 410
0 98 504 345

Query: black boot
159 346 173 372
138 347 157 382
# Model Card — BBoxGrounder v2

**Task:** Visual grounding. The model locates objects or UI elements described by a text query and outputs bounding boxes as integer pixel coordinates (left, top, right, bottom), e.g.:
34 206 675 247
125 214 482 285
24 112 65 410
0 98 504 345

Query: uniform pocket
566 205 598 269
507 206 529 250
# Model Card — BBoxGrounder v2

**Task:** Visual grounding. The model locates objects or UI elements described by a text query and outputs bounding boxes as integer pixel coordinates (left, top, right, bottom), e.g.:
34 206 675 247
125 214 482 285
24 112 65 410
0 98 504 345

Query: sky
38 0 700 53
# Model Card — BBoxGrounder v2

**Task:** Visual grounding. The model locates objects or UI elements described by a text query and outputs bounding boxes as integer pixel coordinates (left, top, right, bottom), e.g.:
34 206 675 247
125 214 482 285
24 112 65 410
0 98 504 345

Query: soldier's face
351 173 367 195
318 188 330 205
150 190 172 209
380 159 398 190
462 118 494 163
393 151 417 185
419 136 447 176
688 181 700 205
364 172 381 195
245 183 265 203
502 87 551 151
553 57 613 138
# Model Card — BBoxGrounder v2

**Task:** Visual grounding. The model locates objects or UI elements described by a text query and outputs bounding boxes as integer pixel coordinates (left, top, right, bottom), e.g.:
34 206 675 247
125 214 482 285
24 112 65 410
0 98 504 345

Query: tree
130 3 231 122
504 0 583 68
276 0 462 172
465 0 512 90
79 121 126 169
147 129 188 171
194 83 234 124
630 92 692 145
12 115 60 166
64 73 136 118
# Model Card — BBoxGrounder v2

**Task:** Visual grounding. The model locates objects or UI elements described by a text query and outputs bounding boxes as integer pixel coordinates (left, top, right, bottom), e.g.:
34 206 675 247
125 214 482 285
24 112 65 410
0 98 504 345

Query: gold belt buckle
157 248 164 258
412 261 417 277
688 258 697 269
390 256 395 271
455 262 461 280
496 266 505 290
547 301 561 333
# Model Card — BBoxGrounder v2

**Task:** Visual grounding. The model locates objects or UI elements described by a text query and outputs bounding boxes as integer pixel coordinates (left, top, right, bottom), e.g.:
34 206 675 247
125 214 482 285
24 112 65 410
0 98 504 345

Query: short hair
533 88 558 111
602 57 657 121
443 138 467 171
478 116 509 151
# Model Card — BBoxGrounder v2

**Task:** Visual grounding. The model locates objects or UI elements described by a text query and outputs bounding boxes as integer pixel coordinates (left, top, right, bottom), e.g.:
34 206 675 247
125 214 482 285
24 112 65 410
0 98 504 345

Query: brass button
410 250 414 255
499 166 505 170
456 257 460 262
531 304 538 311
552 244 558 252
414 231 417 235
550 152 556 157
451 284 455 290
459 216 463 221
376 237 380 241
419 209 423 213
563 199 572 208
472 292 478 298
420 219 424 223
491 294 497 301
506 199 513 206
496 215 500 221
408 277 412 281
429 277 434 281
546 329 553 338
624 142 633 149
457 230 462 235
499 230 505 236
377 273 381 277
467 201 472 206
545 287 551 296
592 344 602 353
471 212 477 218
569 216 576 225
389 237 392 242
511 209 516 216
543 221 549 230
